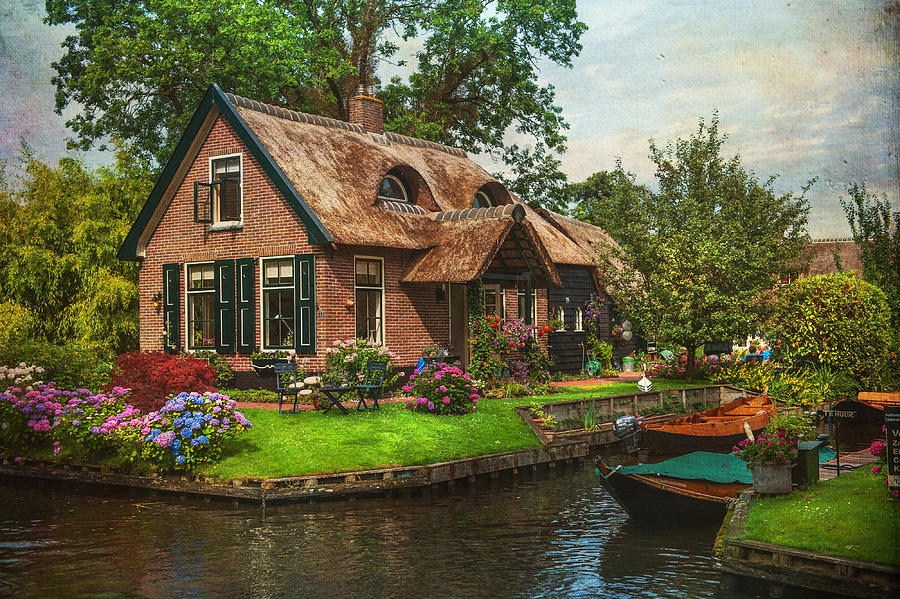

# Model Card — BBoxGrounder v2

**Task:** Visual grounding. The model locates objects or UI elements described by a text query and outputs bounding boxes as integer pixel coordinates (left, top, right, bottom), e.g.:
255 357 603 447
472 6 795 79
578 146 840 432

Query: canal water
0 461 738 599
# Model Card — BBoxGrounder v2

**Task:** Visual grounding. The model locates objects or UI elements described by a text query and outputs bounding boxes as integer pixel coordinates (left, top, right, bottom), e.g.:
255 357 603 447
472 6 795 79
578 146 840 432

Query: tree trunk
684 343 697 382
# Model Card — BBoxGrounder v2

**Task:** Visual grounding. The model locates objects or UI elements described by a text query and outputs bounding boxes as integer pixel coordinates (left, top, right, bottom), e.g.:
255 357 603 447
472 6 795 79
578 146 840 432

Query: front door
448 283 469 366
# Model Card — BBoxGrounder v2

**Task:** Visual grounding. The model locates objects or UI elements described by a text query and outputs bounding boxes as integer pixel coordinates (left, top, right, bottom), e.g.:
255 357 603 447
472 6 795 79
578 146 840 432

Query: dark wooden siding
548 265 645 372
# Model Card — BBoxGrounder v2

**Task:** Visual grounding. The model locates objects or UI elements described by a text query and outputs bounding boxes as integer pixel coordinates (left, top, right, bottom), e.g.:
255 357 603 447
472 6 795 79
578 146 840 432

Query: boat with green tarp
594 447 837 522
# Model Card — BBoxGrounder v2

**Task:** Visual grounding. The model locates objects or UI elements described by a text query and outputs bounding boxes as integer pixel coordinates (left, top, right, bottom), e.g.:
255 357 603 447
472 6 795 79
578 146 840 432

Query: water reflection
0 464 725 598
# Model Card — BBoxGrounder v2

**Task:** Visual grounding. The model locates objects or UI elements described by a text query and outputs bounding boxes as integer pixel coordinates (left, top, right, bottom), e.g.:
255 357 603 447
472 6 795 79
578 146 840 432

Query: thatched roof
121 85 619 287
805 239 862 276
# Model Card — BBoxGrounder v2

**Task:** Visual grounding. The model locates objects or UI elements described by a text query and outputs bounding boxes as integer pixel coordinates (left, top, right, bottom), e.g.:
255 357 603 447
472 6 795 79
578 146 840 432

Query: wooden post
632 394 638 414
681 389 687 409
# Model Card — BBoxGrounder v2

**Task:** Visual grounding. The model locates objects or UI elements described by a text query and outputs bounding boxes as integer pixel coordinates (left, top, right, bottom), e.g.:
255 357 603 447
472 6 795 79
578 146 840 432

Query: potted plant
250 349 292 376
733 430 798 494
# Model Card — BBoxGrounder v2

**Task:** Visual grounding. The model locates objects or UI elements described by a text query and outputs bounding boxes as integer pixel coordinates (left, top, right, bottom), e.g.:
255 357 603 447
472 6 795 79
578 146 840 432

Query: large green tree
582 116 811 380
840 182 900 336
46 0 585 208
0 145 151 357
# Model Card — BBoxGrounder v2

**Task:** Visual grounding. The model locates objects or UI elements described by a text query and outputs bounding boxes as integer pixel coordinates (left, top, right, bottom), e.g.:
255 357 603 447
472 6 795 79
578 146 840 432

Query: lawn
202 378 711 480
741 467 900 566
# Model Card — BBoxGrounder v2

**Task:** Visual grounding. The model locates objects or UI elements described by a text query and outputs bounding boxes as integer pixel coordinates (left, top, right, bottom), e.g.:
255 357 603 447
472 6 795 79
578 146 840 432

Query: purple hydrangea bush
121 392 252 470
403 364 480 415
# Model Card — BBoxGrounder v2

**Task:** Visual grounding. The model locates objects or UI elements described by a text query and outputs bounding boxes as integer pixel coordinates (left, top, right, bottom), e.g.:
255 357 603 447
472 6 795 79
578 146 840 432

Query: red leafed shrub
108 351 216 411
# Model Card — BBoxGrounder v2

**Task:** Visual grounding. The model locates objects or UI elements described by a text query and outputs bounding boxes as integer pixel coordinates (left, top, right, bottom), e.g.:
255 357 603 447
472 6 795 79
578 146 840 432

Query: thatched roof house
119 84 620 375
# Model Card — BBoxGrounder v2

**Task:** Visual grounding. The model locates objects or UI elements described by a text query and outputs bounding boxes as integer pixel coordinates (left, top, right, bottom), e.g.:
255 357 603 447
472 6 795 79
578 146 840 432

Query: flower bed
1 382 251 472
124 392 251 469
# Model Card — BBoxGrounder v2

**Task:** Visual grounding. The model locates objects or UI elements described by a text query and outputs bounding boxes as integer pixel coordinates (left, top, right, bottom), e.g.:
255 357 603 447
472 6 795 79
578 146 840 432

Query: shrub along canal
0 457 758 599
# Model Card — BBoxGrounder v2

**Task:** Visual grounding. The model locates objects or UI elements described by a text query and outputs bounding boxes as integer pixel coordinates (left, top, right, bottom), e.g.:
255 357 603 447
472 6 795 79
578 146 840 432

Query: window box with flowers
250 349 292 376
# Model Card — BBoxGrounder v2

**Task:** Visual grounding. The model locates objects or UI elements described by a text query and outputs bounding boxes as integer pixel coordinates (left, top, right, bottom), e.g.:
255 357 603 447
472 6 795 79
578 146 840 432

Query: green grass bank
741 467 900 566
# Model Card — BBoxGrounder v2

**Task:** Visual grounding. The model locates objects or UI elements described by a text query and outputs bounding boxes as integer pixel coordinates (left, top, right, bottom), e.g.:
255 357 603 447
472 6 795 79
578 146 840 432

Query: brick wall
139 115 452 372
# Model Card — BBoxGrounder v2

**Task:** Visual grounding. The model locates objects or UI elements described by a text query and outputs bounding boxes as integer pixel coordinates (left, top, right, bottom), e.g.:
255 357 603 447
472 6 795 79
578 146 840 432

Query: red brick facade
139 116 548 372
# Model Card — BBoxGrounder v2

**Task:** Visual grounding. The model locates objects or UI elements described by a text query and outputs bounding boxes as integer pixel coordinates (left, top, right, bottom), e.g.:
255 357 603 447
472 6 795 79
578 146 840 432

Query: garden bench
274 363 303 414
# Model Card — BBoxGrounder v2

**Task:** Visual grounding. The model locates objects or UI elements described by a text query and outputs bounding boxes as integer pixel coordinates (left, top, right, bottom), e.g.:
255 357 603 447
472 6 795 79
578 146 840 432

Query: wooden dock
819 447 878 481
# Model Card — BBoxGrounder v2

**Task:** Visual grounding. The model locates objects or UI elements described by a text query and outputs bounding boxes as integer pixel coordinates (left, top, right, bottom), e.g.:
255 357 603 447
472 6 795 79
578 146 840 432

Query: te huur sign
886 406 900 492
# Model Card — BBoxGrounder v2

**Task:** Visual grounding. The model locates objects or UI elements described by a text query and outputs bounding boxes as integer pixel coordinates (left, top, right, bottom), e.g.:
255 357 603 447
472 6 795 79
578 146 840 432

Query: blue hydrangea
195 435 209 445
176 455 187 464
172 438 182 452
180 427 193 439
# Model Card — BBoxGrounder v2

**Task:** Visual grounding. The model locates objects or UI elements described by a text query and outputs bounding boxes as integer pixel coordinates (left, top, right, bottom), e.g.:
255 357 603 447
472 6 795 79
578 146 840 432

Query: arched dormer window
378 173 410 203
474 189 496 208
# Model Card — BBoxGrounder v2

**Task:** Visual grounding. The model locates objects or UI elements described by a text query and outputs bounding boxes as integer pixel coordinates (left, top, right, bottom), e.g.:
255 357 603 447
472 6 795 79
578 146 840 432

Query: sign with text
829 409 857 419
886 407 900 491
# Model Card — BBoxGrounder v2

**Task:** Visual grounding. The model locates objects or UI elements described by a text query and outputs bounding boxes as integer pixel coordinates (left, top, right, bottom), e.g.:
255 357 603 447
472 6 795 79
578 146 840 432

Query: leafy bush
764 412 815 443
0 302 37 347
468 315 553 384
650 352 723 379
218 388 278 403
505 382 530 397
190 350 235 387
323 339 403 395
772 272 891 389
121 392 251 470
403 363 480 415
109 351 216 411
0 340 112 391
710 360 775 393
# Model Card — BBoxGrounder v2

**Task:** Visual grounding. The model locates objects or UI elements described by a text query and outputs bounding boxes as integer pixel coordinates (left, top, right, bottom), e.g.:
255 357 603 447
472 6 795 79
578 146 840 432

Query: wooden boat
641 394 776 453
593 452 751 522
831 392 900 425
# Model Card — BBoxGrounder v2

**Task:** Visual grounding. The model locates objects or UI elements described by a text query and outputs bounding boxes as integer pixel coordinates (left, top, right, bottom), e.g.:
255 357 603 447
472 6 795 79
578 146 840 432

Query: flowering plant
422 343 448 358
583 295 604 330
121 391 252 470
468 315 552 384
0 363 44 389
733 430 798 466
51 386 139 456
323 339 403 393
870 440 886 458
403 363 480 415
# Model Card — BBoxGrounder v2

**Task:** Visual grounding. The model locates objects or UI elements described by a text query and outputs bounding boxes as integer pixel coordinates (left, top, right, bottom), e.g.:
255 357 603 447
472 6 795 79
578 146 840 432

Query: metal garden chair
355 360 387 412
274 362 303 414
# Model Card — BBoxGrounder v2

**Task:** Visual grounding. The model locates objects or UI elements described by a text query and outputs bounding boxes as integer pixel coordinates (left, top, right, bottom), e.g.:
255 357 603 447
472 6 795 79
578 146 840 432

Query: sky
1 0 897 239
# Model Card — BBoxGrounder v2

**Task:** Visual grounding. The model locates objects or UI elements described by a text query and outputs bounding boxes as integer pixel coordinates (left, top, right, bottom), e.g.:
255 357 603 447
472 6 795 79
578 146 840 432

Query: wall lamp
152 292 163 311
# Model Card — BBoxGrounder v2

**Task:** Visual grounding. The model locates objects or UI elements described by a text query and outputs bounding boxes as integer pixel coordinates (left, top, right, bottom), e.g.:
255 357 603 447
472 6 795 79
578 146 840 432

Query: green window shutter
235 258 255 354
162 263 181 350
215 260 235 353
525 283 534 325
194 182 214 223
294 253 316 353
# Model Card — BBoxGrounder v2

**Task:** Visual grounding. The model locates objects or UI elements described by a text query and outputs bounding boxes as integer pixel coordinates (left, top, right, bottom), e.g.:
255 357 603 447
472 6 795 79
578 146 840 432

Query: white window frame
517 288 537 324
208 153 243 226
354 255 386 345
377 174 409 203
574 306 584 332
554 306 565 331
184 262 216 351
483 284 505 319
259 255 296 351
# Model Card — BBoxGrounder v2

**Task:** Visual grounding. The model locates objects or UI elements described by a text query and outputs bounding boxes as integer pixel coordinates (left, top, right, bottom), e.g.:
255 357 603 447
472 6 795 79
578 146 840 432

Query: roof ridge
429 204 525 223
225 92 467 158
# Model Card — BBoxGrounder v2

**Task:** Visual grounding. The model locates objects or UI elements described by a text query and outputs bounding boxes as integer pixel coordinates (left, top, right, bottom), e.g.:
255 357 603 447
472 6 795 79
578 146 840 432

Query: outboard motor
613 414 641 453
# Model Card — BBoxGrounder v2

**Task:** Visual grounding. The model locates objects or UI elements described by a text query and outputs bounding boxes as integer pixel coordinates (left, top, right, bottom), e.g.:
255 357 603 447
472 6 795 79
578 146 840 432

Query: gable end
118 84 333 260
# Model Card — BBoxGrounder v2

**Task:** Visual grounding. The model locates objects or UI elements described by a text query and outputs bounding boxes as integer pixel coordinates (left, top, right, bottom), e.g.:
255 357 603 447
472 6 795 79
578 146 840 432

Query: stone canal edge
0 438 588 506
715 490 899 599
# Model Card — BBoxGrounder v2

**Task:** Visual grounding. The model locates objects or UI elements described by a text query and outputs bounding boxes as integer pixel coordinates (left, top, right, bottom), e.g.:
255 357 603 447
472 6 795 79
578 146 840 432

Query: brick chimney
348 84 384 134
